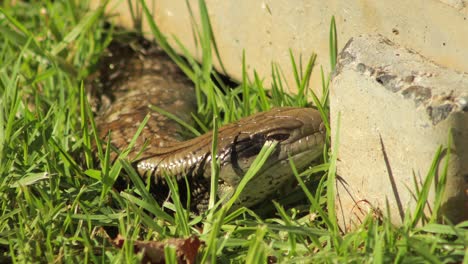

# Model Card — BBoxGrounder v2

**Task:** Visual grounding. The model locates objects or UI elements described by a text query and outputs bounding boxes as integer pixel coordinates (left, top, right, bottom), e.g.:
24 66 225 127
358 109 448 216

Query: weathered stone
330 34 468 231
91 0 468 95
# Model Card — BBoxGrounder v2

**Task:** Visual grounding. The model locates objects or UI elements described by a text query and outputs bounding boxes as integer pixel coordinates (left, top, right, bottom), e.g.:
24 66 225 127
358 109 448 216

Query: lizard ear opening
266 133 290 142
231 134 265 159
229 134 277 177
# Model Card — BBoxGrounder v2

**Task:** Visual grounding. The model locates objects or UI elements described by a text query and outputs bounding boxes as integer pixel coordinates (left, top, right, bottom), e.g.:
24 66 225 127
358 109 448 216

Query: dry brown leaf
112 234 202 264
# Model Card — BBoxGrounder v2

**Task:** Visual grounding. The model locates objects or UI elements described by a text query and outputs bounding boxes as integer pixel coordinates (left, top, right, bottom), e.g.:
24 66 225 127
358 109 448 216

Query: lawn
0 0 466 263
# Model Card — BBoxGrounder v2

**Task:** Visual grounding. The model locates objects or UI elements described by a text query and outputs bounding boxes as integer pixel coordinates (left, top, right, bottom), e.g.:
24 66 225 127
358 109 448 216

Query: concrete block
93 0 468 95
330 35 468 231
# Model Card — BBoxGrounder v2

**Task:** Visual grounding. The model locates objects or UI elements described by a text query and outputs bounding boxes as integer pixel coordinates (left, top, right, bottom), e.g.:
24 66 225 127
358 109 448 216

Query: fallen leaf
112 234 202 264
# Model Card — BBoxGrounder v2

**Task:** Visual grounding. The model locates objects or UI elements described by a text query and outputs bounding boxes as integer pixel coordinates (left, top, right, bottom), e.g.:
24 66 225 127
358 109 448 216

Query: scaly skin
93 39 325 211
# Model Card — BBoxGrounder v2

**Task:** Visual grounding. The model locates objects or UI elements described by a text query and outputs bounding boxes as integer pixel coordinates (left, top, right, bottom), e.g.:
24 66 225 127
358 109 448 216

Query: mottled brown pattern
90 39 197 160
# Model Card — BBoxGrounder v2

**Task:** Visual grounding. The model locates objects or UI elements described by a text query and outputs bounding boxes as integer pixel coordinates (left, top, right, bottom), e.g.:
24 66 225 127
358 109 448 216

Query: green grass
0 0 467 263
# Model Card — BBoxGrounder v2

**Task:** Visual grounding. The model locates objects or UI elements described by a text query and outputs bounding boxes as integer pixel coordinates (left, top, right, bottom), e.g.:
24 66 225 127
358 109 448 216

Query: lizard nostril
319 122 326 133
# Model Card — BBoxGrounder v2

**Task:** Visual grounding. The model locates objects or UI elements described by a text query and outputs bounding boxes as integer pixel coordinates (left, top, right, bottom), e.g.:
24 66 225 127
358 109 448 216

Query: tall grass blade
328 112 340 239
165 174 191 237
411 146 443 228
208 115 219 210
329 16 338 71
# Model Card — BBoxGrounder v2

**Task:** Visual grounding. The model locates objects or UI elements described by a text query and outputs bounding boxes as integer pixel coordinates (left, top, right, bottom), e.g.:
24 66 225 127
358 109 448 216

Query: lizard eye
266 133 290 141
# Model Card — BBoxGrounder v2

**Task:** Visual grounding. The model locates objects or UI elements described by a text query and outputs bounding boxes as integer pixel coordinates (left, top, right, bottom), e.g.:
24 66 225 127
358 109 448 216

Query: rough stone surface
92 0 468 95
330 34 468 231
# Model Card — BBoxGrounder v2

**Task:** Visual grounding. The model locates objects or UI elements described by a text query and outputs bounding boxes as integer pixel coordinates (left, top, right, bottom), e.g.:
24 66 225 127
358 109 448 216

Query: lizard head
215 107 326 208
